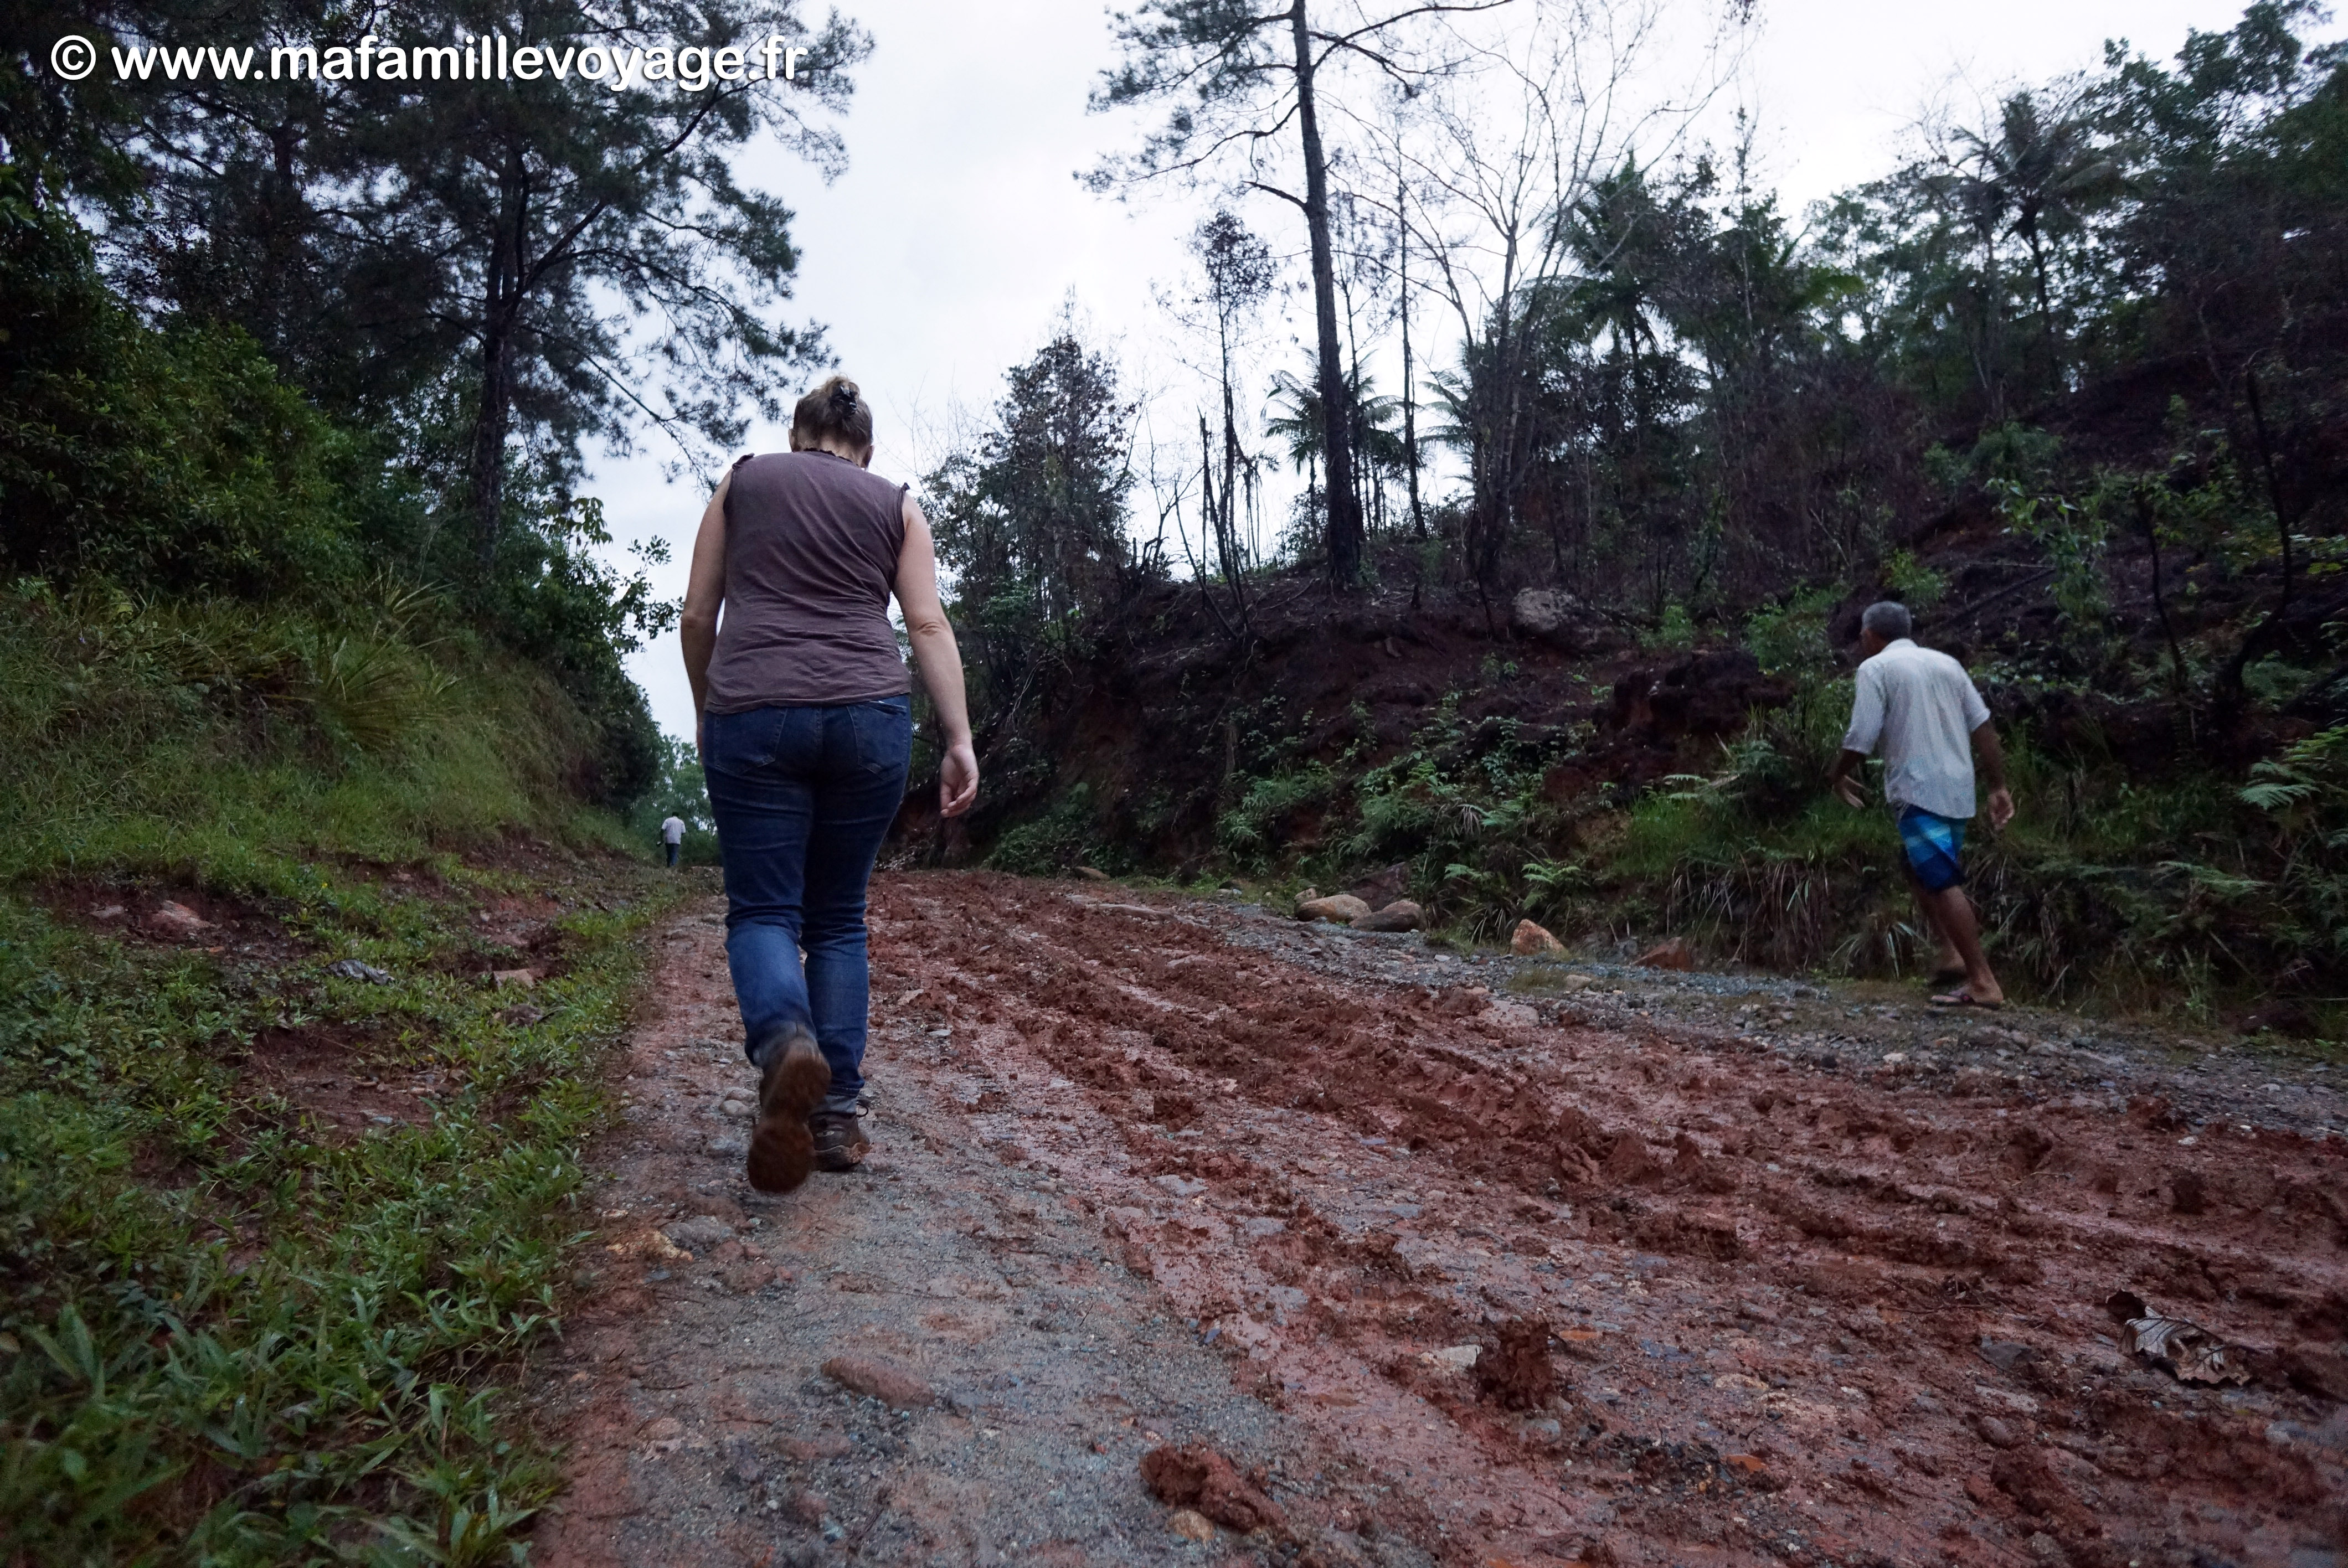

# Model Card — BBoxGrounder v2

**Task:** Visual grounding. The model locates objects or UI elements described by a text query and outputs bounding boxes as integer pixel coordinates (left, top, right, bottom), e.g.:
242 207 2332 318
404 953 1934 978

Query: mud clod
1139 1443 1287 1535
1476 1318 1559 1410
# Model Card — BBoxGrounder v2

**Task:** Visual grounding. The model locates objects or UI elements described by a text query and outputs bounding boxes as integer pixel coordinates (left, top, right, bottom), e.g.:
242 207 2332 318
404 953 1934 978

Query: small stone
1723 1453 1769 1477
2170 1170 2207 1215
786 1489 829 1525
490 968 538 988
1971 1414 2019 1449
1298 894 1372 925
91 904 126 920
721 1436 768 1484
820 1354 935 1409
327 958 393 984
1168 1509 1216 1542
147 901 213 937
637 1416 685 1442
1351 899 1424 933
1075 865 1110 881
663 1215 737 1251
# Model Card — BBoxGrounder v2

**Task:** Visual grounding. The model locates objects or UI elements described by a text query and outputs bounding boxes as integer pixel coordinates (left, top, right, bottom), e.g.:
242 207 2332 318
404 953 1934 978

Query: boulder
1512 584 1587 638
1075 865 1110 881
1511 919 1563 955
1298 894 1372 924
1636 937 1695 971
1352 899 1424 933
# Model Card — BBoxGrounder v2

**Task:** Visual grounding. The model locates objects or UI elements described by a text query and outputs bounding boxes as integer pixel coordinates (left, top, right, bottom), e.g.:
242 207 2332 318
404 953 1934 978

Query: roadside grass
1167 658 2348 1036
1 584 684 1564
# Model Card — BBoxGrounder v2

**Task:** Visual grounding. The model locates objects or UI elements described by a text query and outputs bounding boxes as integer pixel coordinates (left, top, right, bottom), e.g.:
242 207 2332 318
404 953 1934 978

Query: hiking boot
746 1028 830 1194
810 1110 870 1173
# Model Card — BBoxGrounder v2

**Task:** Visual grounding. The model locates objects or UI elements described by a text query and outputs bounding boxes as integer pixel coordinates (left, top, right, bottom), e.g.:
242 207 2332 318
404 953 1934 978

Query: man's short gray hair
1861 601 1914 641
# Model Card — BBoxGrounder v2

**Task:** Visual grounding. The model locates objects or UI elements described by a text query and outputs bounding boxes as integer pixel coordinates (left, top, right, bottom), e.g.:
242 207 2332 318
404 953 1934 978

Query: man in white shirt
660 814 687 868
1826 602 2016 1007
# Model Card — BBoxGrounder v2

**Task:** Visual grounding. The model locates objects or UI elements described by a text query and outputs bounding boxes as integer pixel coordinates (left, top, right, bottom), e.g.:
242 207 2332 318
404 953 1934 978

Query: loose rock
1351 899 1424 933
1298 894 1372 925
820 1354 936 1409
148 901 213 937
1511 919 1563 955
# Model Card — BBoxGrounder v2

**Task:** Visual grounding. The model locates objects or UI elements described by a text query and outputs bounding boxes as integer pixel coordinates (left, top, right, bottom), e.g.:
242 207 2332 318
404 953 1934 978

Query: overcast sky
593 0 2325 741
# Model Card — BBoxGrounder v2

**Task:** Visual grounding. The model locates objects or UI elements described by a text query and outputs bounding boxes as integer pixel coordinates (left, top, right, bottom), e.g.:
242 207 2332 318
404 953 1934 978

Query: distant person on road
1826 601 2015 1009
680 376 980 1193
660 814 686 868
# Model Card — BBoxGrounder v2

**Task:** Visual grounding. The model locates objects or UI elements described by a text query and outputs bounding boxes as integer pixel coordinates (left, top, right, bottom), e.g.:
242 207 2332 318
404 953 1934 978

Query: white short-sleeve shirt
660 816 687 844
1841 639 1992 820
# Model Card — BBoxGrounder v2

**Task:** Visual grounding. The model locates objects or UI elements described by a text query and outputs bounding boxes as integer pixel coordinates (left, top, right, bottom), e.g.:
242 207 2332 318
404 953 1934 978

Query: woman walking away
679 376 980 1193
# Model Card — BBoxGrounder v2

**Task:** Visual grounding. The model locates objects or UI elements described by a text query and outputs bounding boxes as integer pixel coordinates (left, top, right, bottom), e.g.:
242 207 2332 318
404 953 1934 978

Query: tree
925 326 1141 754
1188 210 1277 623
99 0 869 580
1393 0 1737 597
1091 0 1499 586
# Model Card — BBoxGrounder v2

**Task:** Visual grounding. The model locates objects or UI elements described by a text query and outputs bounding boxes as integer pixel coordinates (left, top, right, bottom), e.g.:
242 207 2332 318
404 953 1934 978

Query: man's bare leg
1922 884 2003 1004
1902 863 1965 978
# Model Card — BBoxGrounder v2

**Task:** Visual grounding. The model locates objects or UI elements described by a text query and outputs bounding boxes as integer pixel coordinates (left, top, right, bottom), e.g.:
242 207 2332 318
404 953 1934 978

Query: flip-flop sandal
1929 988 2004 1010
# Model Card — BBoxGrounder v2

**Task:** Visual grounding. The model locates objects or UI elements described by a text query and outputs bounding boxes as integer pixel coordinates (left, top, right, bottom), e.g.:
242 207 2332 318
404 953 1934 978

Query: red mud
861 872 2348 1567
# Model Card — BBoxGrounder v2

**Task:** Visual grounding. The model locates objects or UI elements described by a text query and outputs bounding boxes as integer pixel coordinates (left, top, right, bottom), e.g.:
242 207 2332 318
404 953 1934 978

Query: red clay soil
547 872 2348 1568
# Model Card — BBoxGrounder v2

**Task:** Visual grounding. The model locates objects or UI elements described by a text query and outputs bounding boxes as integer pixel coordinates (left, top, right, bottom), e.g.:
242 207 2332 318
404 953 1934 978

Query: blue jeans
702 697 912 1113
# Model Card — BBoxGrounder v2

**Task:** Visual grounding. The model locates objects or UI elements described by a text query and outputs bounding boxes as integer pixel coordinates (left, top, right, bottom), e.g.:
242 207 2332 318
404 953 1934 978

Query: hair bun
830 381 859 410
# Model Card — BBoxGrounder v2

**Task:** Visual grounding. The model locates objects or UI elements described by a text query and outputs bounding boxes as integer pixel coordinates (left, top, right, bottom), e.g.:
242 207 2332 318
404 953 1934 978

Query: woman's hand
940 739 979 818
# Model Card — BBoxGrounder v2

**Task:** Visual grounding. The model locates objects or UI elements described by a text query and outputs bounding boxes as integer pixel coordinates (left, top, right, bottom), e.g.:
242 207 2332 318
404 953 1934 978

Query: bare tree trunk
1291 0 1362 586
470 189 522 577
1399 169 1425 540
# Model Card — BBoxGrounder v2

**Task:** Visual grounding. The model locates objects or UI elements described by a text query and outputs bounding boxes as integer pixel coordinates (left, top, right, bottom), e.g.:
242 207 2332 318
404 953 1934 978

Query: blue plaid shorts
1897 807 1967 893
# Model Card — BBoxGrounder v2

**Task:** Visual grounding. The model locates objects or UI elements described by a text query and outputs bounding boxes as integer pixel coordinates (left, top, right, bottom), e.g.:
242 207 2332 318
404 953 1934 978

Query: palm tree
1265 366 1411 537
1950 90 2117 392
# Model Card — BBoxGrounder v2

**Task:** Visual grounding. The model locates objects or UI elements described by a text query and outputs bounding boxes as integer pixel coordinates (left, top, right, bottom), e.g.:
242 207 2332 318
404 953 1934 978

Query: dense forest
911 1 2348 1031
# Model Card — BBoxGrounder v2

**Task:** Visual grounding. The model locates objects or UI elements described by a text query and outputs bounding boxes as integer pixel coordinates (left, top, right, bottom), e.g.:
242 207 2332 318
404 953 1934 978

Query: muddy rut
537 873 2348 1568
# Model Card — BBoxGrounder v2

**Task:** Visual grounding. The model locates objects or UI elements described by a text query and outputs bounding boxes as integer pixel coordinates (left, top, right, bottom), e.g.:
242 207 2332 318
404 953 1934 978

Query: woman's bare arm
679 470 733 749
894 493 979 817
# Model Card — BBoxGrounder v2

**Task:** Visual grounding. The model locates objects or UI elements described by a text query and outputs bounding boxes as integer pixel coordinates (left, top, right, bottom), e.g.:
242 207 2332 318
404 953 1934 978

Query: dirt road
534 873 2348 1568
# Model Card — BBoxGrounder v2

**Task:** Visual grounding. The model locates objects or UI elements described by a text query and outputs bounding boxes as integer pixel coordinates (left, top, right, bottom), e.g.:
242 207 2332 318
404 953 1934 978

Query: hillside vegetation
2 95 689 1568
907 4 2348 1039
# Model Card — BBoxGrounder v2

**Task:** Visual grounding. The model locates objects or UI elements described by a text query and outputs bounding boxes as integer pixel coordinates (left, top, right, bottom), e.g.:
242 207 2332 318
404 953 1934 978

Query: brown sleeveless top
704 450 911 711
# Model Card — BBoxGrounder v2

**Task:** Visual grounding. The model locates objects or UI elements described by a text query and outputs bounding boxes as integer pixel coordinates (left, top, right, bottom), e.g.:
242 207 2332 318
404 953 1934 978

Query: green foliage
1881 550 1945 611
631 736 720 866
0 874 672 1565
1217 766 1338 866
0 582 679 1564
927 326 1149 759
1991 477 2110 635
0 171 374 599
0 171 666 809
1743 584 1844 677
988 784 1106 876
0 584 619 887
